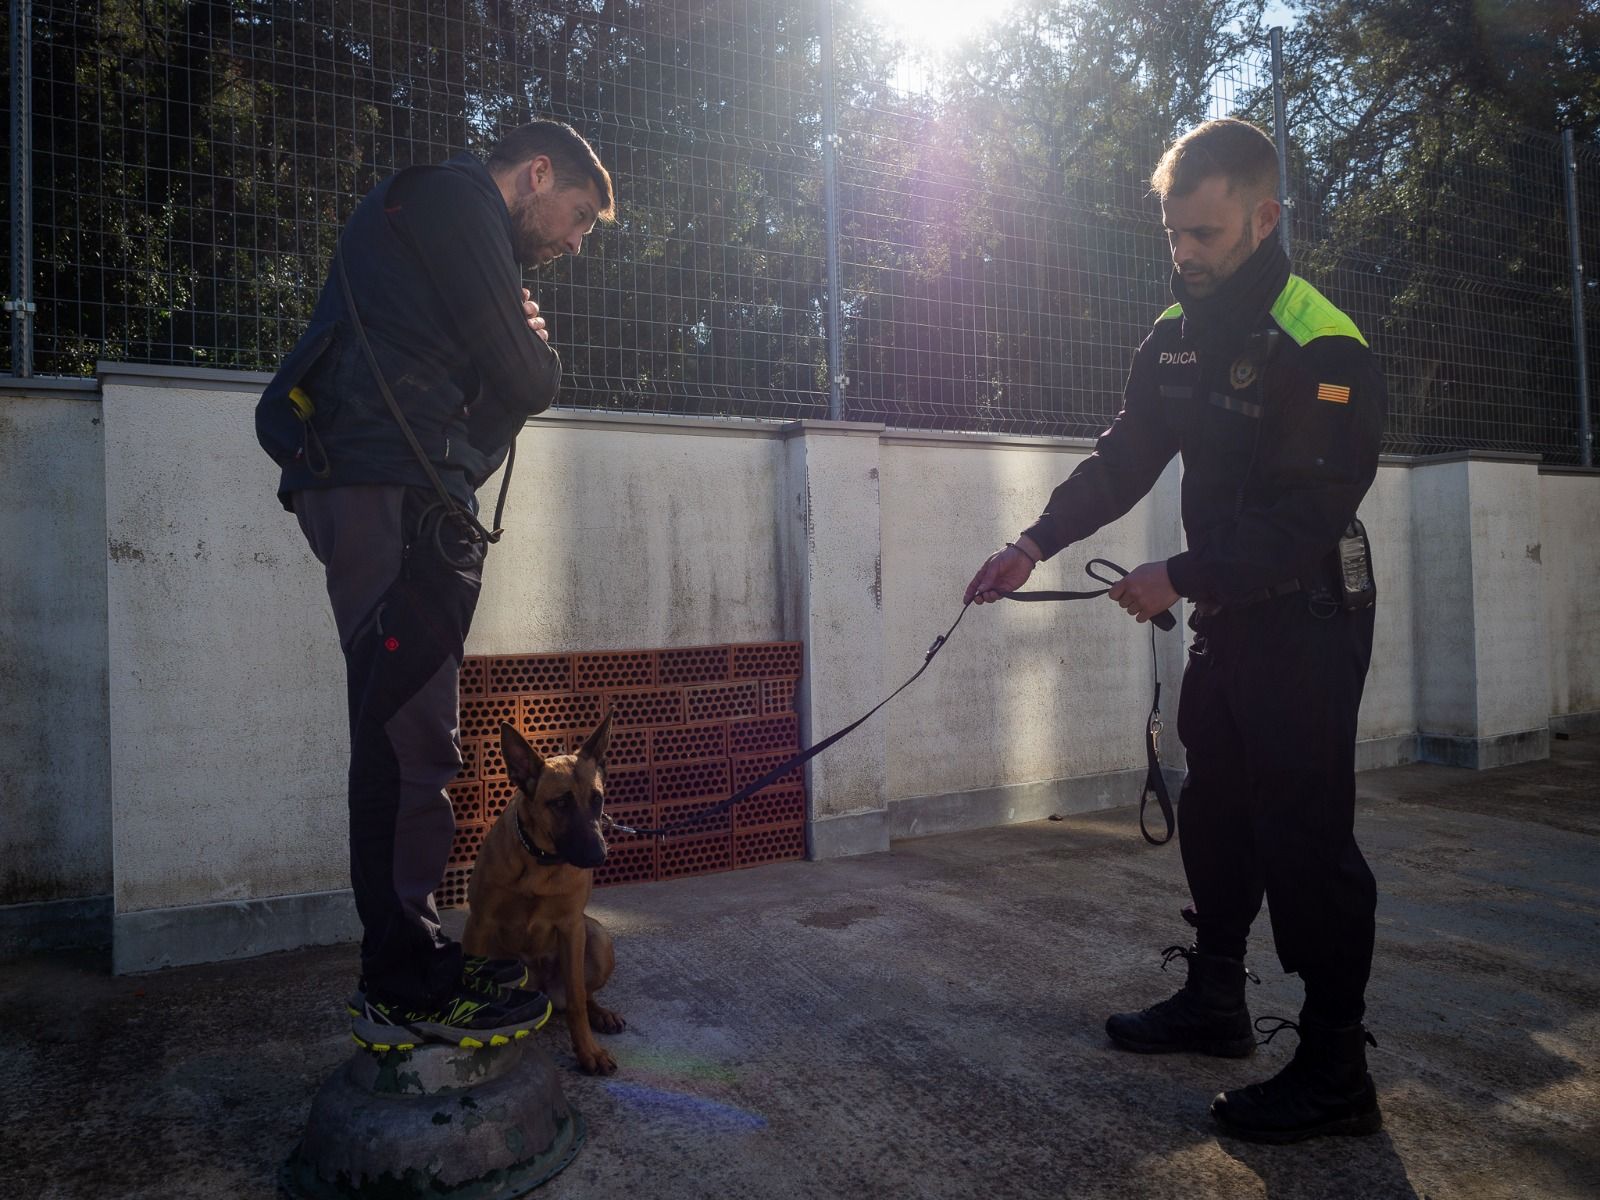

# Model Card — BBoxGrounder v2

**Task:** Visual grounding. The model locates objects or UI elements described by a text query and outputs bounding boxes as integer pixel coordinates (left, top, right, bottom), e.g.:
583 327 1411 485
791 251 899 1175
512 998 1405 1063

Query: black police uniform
256 154 561 1009
1021 237 1386 1024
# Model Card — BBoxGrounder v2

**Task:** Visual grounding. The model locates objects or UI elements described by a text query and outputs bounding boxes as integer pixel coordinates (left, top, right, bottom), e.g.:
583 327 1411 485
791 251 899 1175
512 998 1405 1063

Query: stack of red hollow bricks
436 642 807 907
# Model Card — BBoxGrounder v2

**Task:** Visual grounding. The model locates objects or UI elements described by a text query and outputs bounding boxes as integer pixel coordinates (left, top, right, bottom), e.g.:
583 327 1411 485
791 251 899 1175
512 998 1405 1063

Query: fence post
819 0 844 421
1270 26 1291 259
7 0 35 378
1561 129 1593 467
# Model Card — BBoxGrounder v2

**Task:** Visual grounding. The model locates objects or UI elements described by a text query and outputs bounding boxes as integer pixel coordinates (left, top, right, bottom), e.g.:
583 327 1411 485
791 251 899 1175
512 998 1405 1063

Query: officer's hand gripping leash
605 559 1176 843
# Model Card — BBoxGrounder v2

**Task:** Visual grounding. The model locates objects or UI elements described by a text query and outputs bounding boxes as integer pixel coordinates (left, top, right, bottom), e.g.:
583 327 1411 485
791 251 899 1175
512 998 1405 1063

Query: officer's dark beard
1171 235 1291 357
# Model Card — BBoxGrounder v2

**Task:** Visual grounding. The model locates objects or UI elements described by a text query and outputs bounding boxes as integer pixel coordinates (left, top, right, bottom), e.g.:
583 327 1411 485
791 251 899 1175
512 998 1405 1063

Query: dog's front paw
576 1044 617 1075
588 1004 626 1035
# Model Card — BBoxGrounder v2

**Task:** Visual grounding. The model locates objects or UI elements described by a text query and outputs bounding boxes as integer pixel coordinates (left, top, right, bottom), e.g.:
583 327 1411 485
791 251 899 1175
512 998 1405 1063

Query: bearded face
507 180 602 268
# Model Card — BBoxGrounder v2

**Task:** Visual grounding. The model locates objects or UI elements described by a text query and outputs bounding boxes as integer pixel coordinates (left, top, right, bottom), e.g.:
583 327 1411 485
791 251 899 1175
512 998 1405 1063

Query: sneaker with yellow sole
350 973 552 1052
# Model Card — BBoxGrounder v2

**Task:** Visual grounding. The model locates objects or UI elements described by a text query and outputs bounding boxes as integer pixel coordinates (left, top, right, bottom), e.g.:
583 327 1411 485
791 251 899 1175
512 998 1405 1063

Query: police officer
257 120 614 1049
964 118 1387 1143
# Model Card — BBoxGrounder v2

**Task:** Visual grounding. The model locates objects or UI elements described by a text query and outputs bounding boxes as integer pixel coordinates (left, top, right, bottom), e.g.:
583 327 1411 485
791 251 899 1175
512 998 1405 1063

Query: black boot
1105 945 1256 1057
1210 1017 1383 1143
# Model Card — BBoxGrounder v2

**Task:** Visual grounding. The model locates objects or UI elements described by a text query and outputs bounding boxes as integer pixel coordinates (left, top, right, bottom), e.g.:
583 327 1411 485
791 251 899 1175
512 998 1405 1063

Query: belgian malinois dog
463 715 626 1075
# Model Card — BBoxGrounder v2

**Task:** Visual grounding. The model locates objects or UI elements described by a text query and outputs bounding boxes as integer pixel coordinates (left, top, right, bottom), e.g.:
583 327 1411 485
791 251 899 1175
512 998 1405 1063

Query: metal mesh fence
1575 138 1600 466
0 0 1593 461
832 10 1275 435
1288 127 1589 463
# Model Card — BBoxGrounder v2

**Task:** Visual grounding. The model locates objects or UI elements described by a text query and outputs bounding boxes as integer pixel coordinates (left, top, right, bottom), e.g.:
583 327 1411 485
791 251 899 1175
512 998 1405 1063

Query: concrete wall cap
0 375 101 398
97 361 269 393
778 419 887 438
881 428 1097 451
1404 449 1545 467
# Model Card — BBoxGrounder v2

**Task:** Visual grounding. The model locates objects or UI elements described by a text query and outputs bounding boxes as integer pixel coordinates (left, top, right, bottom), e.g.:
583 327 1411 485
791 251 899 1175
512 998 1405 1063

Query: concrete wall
1542 469 1600 727
4 366 1598 968
878 432 1185 839
0 382 112 953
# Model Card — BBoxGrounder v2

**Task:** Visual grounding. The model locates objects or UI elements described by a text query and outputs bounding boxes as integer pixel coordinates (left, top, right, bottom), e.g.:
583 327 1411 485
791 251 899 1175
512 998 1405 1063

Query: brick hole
733 785 806 831
459 656 487 698
733 751 805 792
761 678 797 716
650 721 728 765
487 653 572 696
460 696 519 742
594 840 657 888
684 681 760 723
732 642 802 680
446 780 483 824
521 692 603 734
455 738 482 783
605 688 686 728
448 822 488 868
653 797 732 835
654 760 731 804
728 713 799 757
574 651 658 691
658 645 732 686
735 823 806 869
658 831 732 880
604 725 651 769
484 778 520 821
436 866 473 910
601 767 652 808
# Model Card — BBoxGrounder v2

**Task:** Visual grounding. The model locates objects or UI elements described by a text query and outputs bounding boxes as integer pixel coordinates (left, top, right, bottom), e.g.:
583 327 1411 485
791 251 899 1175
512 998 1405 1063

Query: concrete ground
3 736 1597 1200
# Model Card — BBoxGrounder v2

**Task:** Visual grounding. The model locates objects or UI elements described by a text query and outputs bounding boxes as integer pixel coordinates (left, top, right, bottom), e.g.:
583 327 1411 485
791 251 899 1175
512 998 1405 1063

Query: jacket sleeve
1020 333 1179 560
388 168 562 450
1165 337 1385 604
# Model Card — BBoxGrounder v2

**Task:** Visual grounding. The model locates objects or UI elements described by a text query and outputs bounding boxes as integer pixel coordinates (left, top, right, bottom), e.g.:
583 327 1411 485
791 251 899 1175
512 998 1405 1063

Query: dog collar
513 809 566 867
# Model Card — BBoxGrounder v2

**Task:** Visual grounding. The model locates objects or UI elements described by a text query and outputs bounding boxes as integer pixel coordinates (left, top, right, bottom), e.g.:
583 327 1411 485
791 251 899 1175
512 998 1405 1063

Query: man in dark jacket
964 118 1387 1144
257 120 614 1049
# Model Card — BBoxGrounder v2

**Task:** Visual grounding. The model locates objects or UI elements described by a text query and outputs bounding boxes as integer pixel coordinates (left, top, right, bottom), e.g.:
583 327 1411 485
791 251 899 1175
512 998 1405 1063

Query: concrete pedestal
281 1039 583 1199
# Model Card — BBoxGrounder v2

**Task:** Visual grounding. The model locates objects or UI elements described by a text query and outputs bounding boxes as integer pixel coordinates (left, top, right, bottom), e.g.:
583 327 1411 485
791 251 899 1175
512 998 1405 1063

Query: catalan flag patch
1317 382 1352 405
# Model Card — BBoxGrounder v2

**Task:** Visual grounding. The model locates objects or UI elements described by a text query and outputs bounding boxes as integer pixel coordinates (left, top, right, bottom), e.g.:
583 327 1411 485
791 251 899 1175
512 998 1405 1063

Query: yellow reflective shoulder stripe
1157 303 1183 323
1270 276 1368 348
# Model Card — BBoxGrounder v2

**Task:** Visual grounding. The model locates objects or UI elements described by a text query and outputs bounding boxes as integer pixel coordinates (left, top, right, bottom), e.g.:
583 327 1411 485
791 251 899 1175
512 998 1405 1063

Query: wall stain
804 475 815 556
1525 542 1541 564
108 539 144 563
871 553 882 609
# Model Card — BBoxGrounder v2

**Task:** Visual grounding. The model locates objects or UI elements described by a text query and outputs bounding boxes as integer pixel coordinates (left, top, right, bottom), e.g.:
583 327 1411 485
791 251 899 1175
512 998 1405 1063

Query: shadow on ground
3 737 1597 1199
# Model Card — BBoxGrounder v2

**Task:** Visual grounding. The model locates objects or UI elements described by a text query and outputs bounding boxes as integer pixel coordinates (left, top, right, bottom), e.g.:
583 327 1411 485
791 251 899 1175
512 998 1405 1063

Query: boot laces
1254 1015 1299 1047
1157 944 1260 984
1253 1015 1379 1049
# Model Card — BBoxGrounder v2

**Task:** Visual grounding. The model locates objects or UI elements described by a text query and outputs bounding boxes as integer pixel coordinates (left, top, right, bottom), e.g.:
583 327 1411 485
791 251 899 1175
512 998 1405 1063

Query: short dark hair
488 119 616 221
1151 118 1279 202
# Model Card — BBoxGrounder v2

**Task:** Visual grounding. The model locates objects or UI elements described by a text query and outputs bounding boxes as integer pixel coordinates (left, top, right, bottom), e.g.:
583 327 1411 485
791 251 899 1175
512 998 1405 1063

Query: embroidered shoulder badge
1228 355 1257 391
1317 382 1351 405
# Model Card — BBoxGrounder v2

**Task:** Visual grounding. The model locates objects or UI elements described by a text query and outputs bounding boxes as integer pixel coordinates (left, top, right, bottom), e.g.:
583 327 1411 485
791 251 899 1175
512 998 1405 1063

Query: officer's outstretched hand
964 540 1039 605
1108 561 1179 623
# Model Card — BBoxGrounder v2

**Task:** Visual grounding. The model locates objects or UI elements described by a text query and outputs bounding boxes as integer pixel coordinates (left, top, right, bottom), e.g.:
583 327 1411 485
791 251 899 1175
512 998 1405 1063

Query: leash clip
924 634 948 663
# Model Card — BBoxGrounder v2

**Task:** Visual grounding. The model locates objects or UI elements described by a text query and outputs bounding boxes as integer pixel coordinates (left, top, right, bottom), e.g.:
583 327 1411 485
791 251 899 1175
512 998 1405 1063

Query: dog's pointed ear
500 721 544 791
577 711 613 768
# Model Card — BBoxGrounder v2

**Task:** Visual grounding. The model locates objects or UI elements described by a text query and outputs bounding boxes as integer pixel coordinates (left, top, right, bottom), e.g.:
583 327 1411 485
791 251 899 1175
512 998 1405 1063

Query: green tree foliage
1282 0 1600 455
836 0 1267 432
5 0 1594 458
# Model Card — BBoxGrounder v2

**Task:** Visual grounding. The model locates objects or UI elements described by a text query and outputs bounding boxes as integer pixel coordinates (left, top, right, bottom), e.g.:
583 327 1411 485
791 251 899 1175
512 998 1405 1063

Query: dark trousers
294 485 482 1008
1175 595 1378 1024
